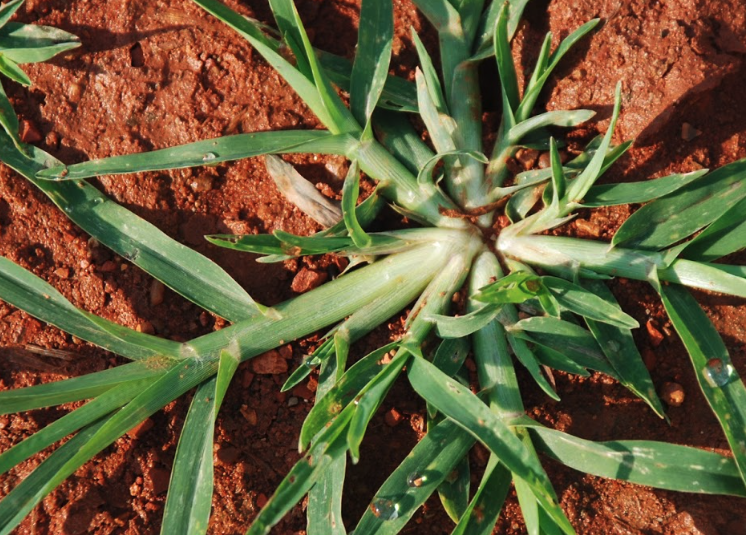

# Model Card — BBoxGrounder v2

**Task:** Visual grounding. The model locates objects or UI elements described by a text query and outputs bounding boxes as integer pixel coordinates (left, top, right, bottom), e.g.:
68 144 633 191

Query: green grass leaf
613 158 746 250
407 358 575 534
0 377 157 476
0 132 264 323
581 169 707 208
0 256 181 360
0 358 214 535
451 456 510 535
350 0 393 130
659 284 746 485
493 2 520 113
0 360 167 413
543 276 639 329
161 350 239 535
248 406 354 535
0 0 23 29
516 19 600 121
510 317 617 377
0 22 80 64
36 130 354 180
678 196 746 262
579 279 665 418
353 419 474 534
341 160 372 247
525 420 746 496
438 454 470 522
190 0 335 127
299 343 398 450
0 55 29 85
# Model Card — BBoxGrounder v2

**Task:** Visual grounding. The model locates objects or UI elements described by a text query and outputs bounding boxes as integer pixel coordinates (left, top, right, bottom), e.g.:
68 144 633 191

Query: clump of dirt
1 1 746 534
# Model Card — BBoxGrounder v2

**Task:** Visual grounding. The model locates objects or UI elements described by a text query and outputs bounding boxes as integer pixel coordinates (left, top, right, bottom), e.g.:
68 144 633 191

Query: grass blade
407 358 574 534
493 2 520 112
0 256 181 360
189 0 334 127
270 0 359 134
0 133 265 322
516 19 600 121
353 419 475 535
543 276 639 329
0 22 80 63
299 343 398 450
581 169 707 208
524 420 746 496
0 82 20 148
678 196 746 261
350 0 393 130
0 418 109 535
613 158 746 250
0 358 212 535
452 456 511 535
36 130 354 180
247 407 354 535
341 160 372 247
0 55 29 85
510 317 617 377
659 284 746 484
161 350 239 535
0 360 167 413
0 377 156 476
438 454 470 522
0 0 22 28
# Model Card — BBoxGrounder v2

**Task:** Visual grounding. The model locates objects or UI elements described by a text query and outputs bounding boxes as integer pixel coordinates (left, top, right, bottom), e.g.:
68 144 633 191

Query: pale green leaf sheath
0 1 745 535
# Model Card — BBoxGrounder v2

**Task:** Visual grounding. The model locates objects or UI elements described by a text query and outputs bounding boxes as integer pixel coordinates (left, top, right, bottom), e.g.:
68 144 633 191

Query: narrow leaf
408 358 574 534
525 421 746 496
350 0 393 128
36 130 353 180
581 169 708 208
613 158 746 250
659 284 746 484
0 22 80 64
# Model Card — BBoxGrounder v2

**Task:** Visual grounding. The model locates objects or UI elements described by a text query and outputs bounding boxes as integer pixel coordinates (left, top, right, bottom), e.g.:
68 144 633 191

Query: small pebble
384 407 403 427
681 122 701 141
150 279 165 306
19 119 42 143
646 320 665 347
291 268 327 293
240 405 257 425
252 349 288 374
287 396 299 407
215 444 240 465
126 418 154 439
54 267 70 279
660 382 685 407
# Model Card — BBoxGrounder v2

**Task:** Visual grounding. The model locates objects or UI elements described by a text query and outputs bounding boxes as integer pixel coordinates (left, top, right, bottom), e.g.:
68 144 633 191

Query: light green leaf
350 0 393 129
613 159 746 250
659 285 746 485
36 130 354 180
0 22 80 64
581 169 708 208
408 358 575 534
524 420 746 496
353 419 474 534
0 256 181 360
543 276 639 329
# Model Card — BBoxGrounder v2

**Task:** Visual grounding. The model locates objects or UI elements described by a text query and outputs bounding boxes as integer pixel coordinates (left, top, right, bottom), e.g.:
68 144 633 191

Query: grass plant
2 0 746 533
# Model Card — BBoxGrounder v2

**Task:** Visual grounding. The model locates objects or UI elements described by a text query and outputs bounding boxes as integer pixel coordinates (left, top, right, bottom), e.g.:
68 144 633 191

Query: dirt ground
2 0 746 533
